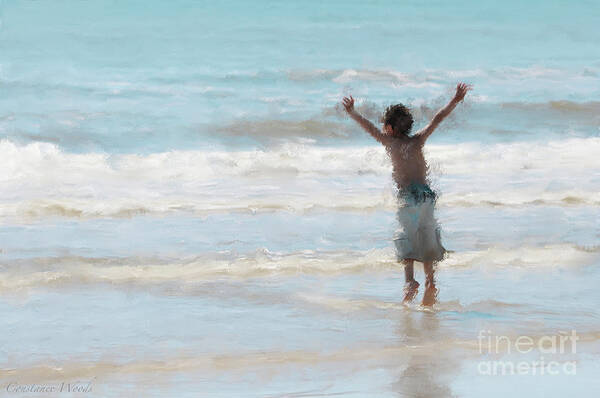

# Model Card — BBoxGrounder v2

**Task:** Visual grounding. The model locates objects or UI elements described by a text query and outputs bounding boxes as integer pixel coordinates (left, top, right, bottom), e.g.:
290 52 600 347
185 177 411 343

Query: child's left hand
342 95 355 113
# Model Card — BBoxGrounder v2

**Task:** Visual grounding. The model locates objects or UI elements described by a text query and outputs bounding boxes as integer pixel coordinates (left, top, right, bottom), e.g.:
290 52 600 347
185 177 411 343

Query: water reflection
392 309 459 397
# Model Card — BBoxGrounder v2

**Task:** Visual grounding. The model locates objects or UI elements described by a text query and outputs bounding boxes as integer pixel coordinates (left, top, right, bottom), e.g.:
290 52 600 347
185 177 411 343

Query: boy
342 83 471 306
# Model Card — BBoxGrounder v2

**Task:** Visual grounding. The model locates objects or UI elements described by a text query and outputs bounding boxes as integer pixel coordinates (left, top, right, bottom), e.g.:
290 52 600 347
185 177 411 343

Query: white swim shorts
393 182 447 263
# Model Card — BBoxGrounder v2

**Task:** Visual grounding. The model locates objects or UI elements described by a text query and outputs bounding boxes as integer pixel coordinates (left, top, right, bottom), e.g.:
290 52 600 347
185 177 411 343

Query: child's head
382 104 413 137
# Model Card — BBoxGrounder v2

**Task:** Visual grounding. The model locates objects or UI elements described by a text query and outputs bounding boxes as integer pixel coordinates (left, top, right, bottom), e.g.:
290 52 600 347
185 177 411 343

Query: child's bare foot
422 285 438 307
403 280 420 303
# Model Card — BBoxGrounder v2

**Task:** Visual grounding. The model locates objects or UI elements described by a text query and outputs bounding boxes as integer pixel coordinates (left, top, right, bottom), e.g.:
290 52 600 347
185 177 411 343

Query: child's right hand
453 82 472 102
342 95 355 113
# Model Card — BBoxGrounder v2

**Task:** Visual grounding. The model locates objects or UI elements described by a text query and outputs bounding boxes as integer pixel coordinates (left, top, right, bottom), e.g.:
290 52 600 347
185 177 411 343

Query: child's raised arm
415 83 471 143
342 96 390 145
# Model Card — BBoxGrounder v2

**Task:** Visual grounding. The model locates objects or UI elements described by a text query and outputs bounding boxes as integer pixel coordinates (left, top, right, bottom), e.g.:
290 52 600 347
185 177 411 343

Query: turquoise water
2 0 600 152
1 1 600 396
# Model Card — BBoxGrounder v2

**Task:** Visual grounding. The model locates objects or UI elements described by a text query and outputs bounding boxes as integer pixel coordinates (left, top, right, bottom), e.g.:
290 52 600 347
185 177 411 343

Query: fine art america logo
477 330 578 376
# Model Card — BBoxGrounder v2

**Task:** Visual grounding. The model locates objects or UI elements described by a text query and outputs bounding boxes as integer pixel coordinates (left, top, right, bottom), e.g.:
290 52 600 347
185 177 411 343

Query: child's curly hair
382 104 414 136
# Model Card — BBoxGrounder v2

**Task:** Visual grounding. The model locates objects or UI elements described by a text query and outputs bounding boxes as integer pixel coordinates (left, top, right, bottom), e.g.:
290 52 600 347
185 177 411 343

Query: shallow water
1 0 599 396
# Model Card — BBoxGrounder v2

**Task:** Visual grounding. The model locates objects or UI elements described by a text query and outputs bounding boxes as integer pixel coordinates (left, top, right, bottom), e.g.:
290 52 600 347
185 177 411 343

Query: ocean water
1 0 600 396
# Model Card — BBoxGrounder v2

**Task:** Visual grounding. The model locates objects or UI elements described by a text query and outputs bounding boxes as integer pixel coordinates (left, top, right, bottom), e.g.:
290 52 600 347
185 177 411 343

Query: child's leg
422 261 438 306
402 259 419 303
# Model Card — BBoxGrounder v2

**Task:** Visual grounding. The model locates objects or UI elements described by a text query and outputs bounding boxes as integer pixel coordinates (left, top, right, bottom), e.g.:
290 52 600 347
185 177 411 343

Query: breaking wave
1 244 597 293
1 137 599 219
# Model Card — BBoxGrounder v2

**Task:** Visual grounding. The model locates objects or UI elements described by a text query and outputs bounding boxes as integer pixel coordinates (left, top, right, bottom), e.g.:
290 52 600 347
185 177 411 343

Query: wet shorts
393 182 447 263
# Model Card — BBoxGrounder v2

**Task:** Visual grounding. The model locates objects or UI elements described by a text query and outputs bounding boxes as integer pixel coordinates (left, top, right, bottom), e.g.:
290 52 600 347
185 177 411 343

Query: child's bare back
386 135 429 190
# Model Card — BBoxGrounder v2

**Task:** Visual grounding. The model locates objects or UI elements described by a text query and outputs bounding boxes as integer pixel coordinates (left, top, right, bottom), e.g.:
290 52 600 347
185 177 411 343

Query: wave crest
1 137 599 219
2 244 597 294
